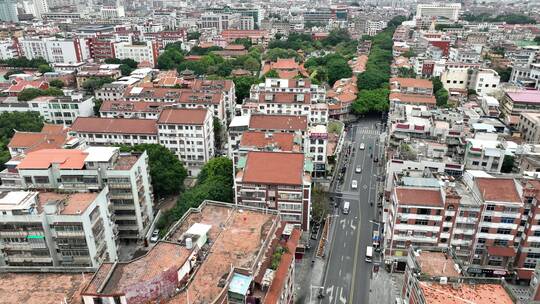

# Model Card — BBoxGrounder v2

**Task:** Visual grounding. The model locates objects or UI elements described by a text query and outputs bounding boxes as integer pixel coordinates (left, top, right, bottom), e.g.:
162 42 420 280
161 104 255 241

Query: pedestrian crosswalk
356 128 381 136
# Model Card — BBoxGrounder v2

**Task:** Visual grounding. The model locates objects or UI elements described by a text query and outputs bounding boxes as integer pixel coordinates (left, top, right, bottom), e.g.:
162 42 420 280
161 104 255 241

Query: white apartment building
100 5 125 19
365 20 387 37
2 147 154 243
308 125 328 176
470 69 500 96
22 0 48 19
19 37 81 64
464 133 506 173
250 78 326 103
114 41 158 67
0 39 17 59
31 95 94 126
441 67 500 95
157 108 214 176
415 3 461 21
0 189 118 268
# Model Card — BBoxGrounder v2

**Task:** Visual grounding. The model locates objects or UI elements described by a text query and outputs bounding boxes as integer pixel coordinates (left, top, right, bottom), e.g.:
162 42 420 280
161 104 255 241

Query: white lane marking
339 286 347 304
327 286 335 303
350 220 356 231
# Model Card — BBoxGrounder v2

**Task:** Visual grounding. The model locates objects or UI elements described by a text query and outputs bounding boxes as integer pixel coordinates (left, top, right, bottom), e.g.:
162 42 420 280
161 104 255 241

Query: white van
365 246 373 262
351 180 358 189
342 201 350 214
360 143 365 150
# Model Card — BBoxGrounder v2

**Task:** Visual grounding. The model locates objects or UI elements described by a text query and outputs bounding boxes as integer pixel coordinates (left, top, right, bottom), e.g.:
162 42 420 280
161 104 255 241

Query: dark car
374 157 379 162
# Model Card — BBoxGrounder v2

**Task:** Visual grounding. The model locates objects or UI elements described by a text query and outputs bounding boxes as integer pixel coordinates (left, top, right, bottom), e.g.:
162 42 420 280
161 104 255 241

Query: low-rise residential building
7 124 74 157
0 190 118 268
81 200 300 304
464 133 505 173
71 117 158 146
1 147 154 243
234 151 312 230
390 77 433 96
157 108 214 176
519 112 540 144
114 41 159 67
501 90 540 127
99 100 166 119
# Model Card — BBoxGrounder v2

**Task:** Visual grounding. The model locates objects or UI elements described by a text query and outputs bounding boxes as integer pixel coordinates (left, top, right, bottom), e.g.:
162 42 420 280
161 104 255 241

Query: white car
360 143 365 150
150 229 159 243
355 166 362 173
352 180 358 189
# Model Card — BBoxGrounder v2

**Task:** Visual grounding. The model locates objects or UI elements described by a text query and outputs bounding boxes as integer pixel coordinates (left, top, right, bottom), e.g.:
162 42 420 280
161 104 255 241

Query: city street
319 117 382 304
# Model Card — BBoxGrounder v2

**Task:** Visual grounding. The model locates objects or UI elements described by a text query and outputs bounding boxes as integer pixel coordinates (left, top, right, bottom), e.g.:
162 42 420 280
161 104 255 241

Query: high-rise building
415 3 461 21
0 0 18 22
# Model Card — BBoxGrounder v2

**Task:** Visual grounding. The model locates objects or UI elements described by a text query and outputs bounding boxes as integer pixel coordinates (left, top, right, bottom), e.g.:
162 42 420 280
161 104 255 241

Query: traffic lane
321 201 360 304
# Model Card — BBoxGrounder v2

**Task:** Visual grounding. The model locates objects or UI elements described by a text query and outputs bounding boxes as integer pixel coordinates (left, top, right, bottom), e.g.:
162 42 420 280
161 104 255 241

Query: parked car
150 229 159 243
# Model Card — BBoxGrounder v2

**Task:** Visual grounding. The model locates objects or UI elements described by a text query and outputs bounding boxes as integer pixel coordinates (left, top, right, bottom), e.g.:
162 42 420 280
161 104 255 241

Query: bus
365 246 373 263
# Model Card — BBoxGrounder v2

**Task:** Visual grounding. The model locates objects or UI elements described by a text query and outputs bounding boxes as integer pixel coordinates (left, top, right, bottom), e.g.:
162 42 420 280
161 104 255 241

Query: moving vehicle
374 157 379 163
351 180 358 189
342 201 350 214
355 166 362 173
150 229 159 243
359 143 365 150
365 246 373 262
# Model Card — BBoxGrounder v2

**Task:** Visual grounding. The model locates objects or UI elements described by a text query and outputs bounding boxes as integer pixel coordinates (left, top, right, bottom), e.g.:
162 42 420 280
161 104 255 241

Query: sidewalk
369 268 403 304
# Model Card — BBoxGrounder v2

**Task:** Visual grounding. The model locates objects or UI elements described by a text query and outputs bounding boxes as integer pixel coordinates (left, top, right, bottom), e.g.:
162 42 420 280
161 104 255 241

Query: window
486 205 495 211
415 219 428 225
480 227 489 233
483 216 492 222
494 239 508 246
478 238 486 244
501 217 514 224
534 230 540 237
527 252 540 259
496 228 511 235
417 208 430 215
401 208 410 213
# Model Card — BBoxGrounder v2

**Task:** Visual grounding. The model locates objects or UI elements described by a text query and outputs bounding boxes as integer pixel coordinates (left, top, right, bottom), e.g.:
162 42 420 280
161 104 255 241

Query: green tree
322 29 351 47
311 184 329 222
119 64 133 76
263 69 279 79
93 99 103 115
157 48 185 70
397 67 416 78
3 69 24 80
43 87 64 96
38 64 53 74
535 36 540 45
403 49 416 58
435 88 449 107
233 38 252 49
495 67 512 82
187 32 201 40
49 79 65 88
326 57 352 85
357 70 388 90
263 48 301 61
432 77 443 93
352 88 390 114
18 88 45 101
82 77 113 94
501 155 515 173
213 117 223 152
0 112 44 169
243 57 260 71
388 15 407 28
119 144 187 197
197 157 233 186
233 76 259 102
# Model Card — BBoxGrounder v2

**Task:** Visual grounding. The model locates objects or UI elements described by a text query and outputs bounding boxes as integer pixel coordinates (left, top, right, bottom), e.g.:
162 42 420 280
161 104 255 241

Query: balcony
0 231 28 238
113 203 135 210
7 255 53 264
110 193 134 200
108 182 132 189
52 230 85 238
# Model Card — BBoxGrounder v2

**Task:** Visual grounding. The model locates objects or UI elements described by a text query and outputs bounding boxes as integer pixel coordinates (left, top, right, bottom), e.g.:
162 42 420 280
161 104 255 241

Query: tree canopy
49 79 65 88
119 144 188 197
462 13 536 24
232 76 260 103
156 157 233 233
304 53 352 86
0 112 44 169
82 77 114 94
0 57 49 68
18 87 63 101
352 88 390 114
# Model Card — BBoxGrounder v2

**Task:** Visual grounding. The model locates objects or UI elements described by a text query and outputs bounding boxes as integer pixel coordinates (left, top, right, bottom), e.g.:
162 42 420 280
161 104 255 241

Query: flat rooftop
166 202 278 304
416 251 460 277
0 272 87 304
419 282 513 304
38 192 98 215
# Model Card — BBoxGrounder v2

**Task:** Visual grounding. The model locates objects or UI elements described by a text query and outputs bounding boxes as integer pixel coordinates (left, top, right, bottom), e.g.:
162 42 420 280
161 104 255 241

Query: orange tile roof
17 149 88 170
390 77 433 89
157 108 208 125
240 131 296 151
242 151 305 185
476 178 521 203
272 58 299 69
264 227 301 304
389 92 436 105
395 188 443 207
419 282 513 304
249 114 308 131
71 117 157 135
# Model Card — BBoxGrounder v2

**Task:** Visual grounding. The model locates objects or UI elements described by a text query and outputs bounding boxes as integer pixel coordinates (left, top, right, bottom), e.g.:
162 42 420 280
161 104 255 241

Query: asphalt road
320 118 381 304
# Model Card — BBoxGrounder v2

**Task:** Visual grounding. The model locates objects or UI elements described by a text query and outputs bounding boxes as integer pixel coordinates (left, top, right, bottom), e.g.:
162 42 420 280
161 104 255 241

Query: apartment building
99 100 166 119
34 95 94 125
389 77 433 96
308 124 328 176
7 124 72 157
157 108 214 176
1 147 154 243
82 200 300 304
71 117 158 146
241 90 328 126
114 41 159 67
235 151 312 230
18 37 82 64
228 114 308 159
415 3 461 21
464 133 505 173
95 83 128 101
250 78 326 103
518 112 540 144
0 189 118 268
500 90 540 127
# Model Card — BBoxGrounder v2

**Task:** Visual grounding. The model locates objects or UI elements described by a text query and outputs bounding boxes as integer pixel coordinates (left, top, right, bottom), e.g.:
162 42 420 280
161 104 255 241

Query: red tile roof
71 117 157 135
389 92 436 105
487 246 515 257
390 77 433 89
395 188 443 207
157 108 208 125
249 114 308 131
264 227 301 304
17 149 88 170
242 152 305 185
239 131 296 151
476 178 521 203
4 79 48 93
